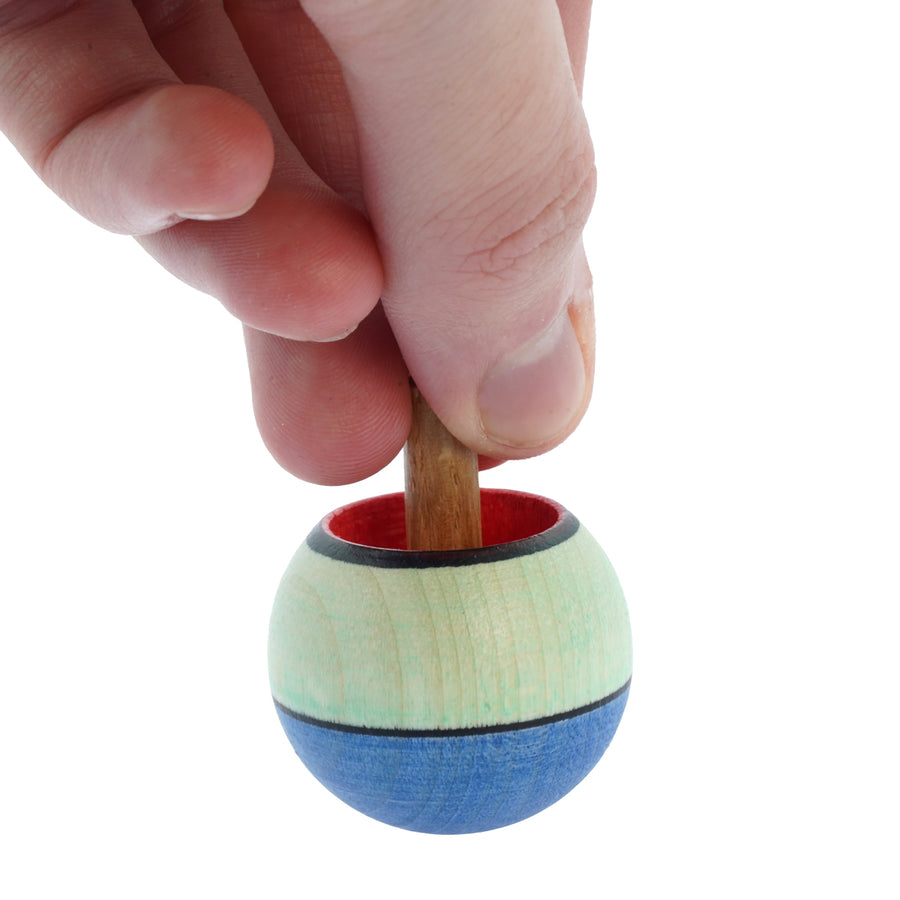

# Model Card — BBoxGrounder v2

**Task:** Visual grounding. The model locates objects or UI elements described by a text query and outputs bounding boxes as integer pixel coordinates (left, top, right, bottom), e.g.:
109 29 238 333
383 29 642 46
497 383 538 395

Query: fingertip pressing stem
404 381 482 551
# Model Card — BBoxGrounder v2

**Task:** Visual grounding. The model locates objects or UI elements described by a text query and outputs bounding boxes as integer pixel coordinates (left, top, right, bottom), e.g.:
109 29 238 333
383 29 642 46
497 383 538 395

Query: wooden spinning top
268 384 631 834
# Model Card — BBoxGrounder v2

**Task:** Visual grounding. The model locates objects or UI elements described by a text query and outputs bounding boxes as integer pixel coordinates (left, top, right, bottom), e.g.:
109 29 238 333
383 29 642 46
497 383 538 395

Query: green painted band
269 524 632 730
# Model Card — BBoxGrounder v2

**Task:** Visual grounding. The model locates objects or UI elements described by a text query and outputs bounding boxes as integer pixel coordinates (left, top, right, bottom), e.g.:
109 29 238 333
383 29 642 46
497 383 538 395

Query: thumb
303 0 596 457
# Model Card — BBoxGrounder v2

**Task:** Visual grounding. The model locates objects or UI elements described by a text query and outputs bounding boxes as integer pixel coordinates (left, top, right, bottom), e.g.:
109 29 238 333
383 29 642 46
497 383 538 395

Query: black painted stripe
274 678 631 738
306 510 580 568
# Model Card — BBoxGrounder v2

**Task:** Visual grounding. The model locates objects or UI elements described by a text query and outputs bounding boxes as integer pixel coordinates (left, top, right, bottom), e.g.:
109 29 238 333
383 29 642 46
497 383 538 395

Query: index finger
0 1 273 233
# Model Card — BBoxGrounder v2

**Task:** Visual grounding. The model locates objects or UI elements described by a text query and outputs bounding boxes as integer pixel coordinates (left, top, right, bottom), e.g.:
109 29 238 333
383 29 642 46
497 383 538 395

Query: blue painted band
275 685 629 834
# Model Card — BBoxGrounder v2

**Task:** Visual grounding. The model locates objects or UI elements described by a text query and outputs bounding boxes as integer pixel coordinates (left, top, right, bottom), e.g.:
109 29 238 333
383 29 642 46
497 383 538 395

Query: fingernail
311 323 359 343
478 311 586 449
176 200 256 222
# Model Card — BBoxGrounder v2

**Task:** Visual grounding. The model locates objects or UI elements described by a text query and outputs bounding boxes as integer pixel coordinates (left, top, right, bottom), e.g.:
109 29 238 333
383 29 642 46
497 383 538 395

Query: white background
1 3 897 897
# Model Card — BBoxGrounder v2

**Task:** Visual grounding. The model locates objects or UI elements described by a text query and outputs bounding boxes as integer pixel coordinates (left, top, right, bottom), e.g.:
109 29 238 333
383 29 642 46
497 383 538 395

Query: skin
0 0 596 485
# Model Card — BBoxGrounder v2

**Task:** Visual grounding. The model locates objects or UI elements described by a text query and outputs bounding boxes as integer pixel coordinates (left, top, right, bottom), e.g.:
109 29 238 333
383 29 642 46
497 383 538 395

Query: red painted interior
324 489 564 551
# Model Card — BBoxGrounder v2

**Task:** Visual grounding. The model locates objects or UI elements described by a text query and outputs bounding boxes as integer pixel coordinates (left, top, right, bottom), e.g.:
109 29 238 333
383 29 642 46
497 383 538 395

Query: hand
0 0 596 484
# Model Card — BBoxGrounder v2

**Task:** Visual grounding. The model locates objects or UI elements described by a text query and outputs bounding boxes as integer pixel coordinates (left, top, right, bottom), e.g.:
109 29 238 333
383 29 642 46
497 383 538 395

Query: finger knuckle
452 139 597 282
0 0 77 38
132 0 222 38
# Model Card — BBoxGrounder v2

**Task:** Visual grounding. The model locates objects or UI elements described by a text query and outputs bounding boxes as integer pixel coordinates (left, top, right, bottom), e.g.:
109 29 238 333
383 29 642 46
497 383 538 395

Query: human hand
0 1 596 485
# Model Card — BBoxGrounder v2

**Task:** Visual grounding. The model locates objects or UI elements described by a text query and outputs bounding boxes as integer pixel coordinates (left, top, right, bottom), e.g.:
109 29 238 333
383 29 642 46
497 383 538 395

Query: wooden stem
404 382 483 551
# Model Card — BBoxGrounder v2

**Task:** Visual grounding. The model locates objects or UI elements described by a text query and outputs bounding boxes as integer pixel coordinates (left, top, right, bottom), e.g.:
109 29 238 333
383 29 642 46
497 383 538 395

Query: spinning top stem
404 382 482 551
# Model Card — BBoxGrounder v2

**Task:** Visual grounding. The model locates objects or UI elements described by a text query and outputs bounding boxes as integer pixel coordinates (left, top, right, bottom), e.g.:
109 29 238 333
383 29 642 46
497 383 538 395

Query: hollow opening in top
324 488 565 551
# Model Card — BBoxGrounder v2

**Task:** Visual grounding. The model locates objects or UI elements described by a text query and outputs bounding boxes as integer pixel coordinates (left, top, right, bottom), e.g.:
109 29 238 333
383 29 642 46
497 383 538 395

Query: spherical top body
268 489 632 834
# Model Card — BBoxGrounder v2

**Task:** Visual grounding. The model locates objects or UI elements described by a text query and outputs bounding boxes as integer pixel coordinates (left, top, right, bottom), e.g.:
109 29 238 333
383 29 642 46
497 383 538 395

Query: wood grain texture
404 382 482 551
269 516 632 728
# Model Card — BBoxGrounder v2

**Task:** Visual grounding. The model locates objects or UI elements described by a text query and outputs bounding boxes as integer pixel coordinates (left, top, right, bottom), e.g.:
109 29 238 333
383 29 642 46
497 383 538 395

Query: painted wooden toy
269 385 631 834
